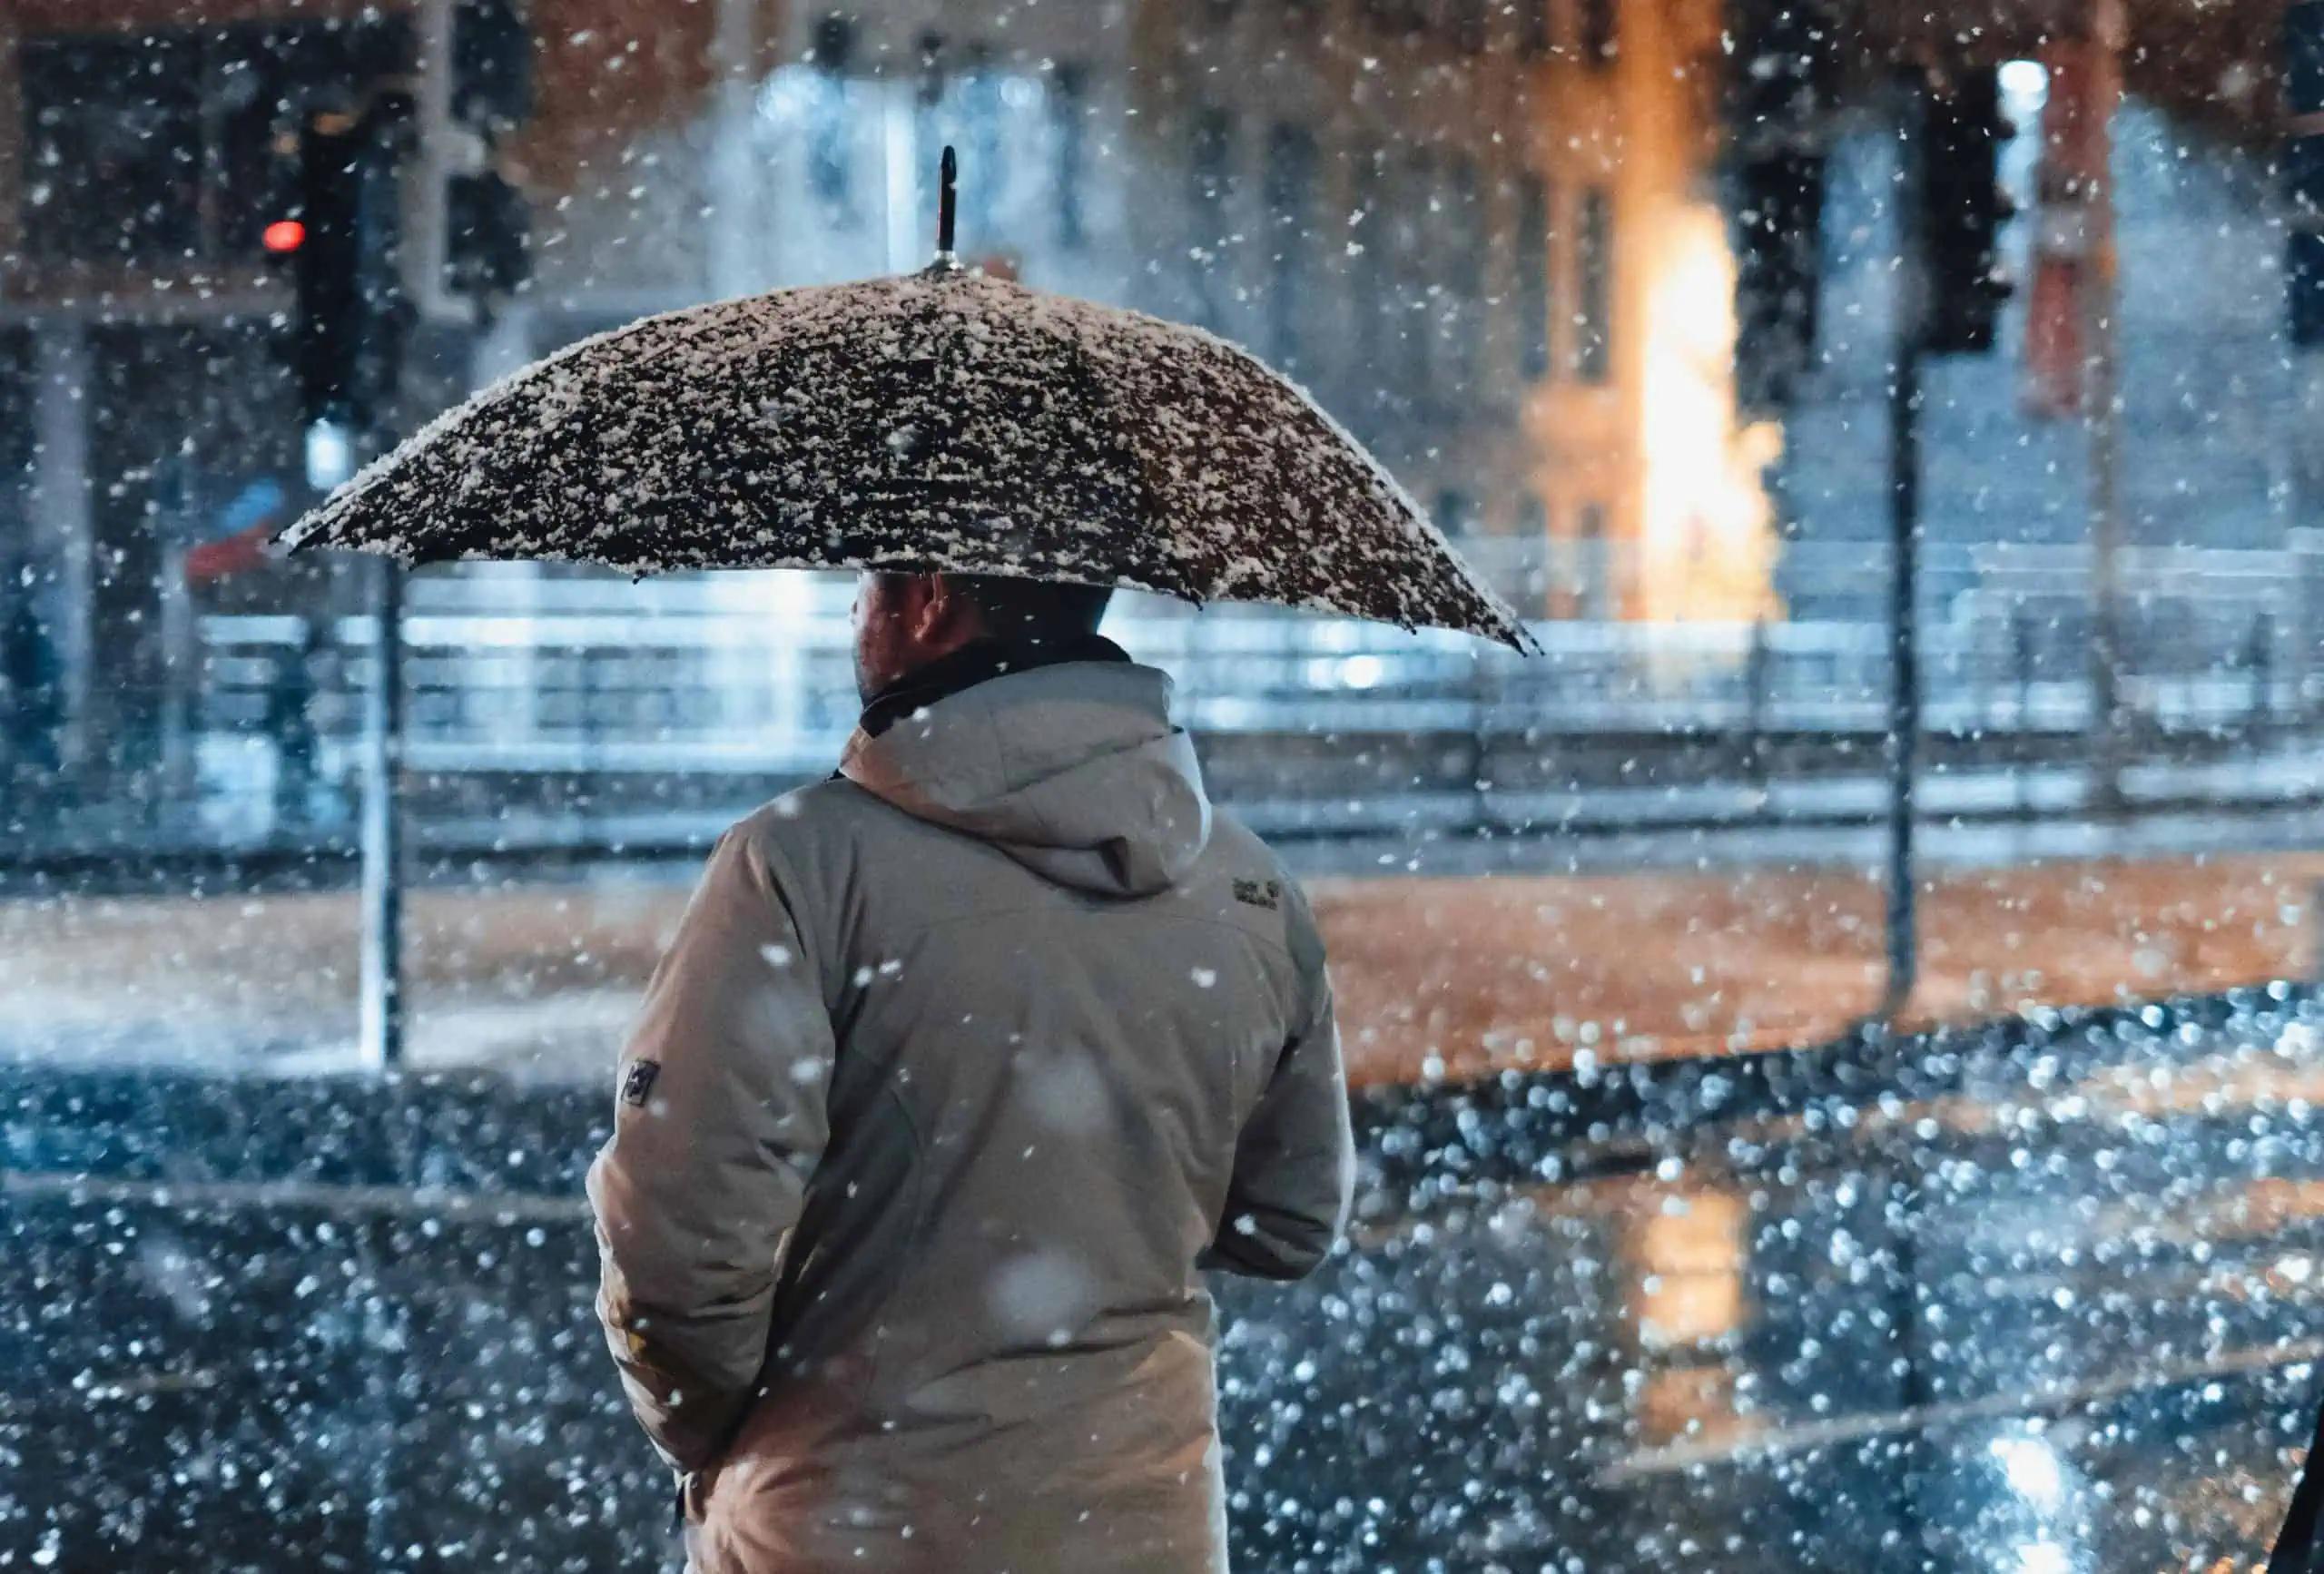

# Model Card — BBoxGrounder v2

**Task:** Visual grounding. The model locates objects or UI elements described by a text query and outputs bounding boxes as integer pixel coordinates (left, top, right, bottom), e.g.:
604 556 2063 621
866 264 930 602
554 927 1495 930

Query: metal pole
342 74 417 1073
359 556 405 1069
1746 617 1773 785
2014 611 2037 816
1879 71 1927 1025
2252 610 2278 741
159 539 197 822
1883 338 1924 1020
2085 0 2129 813
1467 646 1492 837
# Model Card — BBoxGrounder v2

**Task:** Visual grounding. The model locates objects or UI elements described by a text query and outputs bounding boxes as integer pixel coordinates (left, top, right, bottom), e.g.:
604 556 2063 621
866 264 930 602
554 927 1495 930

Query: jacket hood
838 660 1212 898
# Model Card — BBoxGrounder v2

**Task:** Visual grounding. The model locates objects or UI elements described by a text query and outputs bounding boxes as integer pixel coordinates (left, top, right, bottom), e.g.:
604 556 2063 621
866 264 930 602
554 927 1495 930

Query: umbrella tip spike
937 144 959 262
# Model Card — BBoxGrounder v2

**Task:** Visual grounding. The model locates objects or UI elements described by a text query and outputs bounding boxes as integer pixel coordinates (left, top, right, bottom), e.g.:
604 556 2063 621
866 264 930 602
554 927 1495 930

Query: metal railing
196 581 2308 753
5 561 2322 867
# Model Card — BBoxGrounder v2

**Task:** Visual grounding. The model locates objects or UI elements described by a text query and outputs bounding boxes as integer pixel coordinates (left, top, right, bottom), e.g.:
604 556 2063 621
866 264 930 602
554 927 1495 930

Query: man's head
852 570 1114 703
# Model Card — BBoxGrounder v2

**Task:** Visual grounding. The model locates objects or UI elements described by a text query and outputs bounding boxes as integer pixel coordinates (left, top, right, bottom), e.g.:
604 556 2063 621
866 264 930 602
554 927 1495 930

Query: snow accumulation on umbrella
280 265 1535 652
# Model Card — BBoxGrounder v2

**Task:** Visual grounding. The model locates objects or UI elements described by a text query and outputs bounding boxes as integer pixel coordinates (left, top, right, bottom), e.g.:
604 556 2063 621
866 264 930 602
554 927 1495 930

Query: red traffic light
262 219 307 254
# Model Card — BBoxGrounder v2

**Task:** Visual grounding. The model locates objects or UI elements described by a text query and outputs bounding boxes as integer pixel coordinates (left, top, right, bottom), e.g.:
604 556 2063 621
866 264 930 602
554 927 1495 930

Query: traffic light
1915 68 2018 355
1729 0 1838 413
269 96 415 440
284 113 363 430
2289 0 2324 347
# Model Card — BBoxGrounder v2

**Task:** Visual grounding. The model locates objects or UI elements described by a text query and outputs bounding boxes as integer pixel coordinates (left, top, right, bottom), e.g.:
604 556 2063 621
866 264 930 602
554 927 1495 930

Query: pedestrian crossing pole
307 424 404 1074
2084 0 2129 816
1878 68 1930 1025
283 81 416 1071
359 555 406 1070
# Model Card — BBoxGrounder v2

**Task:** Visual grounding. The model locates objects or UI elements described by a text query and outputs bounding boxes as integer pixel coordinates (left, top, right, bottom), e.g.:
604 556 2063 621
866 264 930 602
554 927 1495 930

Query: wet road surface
6 998 2324 1571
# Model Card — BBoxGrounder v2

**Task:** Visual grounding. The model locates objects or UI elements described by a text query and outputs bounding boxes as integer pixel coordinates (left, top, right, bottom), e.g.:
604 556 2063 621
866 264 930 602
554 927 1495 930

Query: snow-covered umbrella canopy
281 158 1531 651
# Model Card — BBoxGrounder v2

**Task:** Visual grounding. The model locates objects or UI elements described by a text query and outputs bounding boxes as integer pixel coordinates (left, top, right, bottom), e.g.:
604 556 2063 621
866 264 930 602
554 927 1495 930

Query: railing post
1746 618 1773 784
1974 605 1997 733
2312 878 2324 985
2294 530 2324 727
2250 610 2278 744
271 617 320 833
2013 612 2036 815
580 640 606 837
158 542 199 829
1468 644 1492 836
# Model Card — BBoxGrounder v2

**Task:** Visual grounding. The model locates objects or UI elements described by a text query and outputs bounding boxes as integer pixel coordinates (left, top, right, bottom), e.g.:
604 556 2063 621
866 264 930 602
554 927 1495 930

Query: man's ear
901 572 948 646
915 575 976 645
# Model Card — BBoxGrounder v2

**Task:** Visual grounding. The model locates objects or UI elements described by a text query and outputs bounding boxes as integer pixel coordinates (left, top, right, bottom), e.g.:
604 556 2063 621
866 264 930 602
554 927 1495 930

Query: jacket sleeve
585 824 833 1473
1199 926 1357 1283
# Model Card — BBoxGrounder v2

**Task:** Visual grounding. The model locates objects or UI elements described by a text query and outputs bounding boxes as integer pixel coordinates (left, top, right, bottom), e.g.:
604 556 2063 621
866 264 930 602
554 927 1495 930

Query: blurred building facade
0 0 1747 783
0 0 2312 783
504 0 1760 624
1777 93 2309 634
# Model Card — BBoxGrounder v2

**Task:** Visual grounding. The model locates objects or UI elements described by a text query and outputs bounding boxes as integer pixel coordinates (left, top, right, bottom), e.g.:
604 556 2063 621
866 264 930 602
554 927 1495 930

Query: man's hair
938 573 1113 649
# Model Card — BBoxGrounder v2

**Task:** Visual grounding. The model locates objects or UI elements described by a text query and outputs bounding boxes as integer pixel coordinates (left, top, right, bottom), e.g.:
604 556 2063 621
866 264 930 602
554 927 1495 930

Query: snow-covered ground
7 851 2323 1086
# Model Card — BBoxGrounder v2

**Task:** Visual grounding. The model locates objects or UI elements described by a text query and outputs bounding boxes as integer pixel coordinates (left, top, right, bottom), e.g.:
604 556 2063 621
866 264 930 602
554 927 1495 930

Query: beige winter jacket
586 655 1355 1573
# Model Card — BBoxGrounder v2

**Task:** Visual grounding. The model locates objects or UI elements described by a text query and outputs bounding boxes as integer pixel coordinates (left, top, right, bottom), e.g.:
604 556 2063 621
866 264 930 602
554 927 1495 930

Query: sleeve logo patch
1232 878 1283 911
620 1059 662 1107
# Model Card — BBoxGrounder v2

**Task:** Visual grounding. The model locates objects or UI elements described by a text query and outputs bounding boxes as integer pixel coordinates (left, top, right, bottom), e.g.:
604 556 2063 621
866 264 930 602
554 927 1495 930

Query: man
586 570 1356 1573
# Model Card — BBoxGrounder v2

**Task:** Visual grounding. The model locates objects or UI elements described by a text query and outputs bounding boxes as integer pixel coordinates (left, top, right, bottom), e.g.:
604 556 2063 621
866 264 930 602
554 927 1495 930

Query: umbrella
281 150 1533 652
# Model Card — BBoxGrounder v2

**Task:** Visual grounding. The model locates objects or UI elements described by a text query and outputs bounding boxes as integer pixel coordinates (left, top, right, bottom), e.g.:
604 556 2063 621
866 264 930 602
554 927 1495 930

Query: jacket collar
857 633 1132 739
840 655 1211 897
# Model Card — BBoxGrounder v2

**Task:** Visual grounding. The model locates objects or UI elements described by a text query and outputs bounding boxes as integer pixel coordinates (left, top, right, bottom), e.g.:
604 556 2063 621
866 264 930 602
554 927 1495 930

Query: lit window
1264 124 1317 368
1448 0 1488 54
1401 150 1436 392
1445 156 1483 395
1352 147 1390 378
1517 173 1552 381
1581 0 1616 64
1574 186 1612 384
1520 0 1552 58
1578 501 1612 618
1187 108 1236 330
1516 492 1552 614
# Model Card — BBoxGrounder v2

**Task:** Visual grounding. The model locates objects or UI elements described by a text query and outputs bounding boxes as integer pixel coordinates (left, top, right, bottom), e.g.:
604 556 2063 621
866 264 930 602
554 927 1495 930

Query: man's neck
858 633 1129 739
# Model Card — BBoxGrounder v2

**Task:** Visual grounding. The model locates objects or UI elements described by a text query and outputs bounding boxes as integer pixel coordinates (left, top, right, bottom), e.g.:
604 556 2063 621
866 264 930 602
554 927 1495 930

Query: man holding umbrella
585 566 1354 1569
278 152 1526 1571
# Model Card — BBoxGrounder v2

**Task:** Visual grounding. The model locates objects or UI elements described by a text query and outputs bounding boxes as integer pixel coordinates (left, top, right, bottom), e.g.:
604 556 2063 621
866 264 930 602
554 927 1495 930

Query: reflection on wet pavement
1223 1002 2324 1571
7 997 2324 1570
